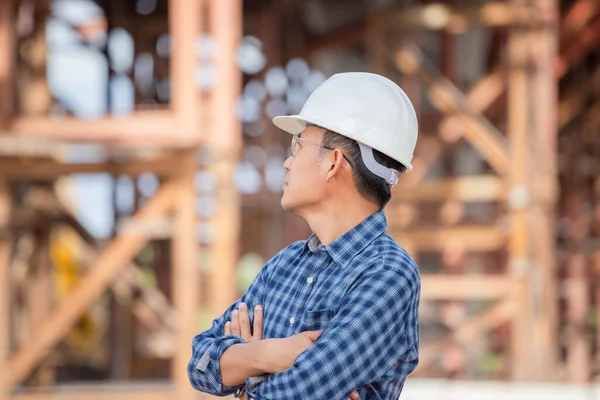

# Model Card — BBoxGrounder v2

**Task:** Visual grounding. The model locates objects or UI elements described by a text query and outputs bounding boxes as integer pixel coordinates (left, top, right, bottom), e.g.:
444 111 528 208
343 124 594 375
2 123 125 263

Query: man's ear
325 149 346 182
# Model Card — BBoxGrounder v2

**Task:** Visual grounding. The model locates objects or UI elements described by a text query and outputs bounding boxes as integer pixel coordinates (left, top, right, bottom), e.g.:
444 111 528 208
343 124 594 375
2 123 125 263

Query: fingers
231 309 241 337
227 303 264 342
348 389 359 400
238 303 252 342
253 305 263 340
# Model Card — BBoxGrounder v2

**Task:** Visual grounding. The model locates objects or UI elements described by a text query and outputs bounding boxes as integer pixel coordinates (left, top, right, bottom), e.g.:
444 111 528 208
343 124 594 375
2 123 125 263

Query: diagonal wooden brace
7 181 178 388
418 296 516 367
393 42 511 176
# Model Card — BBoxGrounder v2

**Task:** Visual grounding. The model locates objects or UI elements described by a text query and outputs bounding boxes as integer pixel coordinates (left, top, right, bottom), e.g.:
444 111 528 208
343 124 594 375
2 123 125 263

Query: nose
283 155 293 172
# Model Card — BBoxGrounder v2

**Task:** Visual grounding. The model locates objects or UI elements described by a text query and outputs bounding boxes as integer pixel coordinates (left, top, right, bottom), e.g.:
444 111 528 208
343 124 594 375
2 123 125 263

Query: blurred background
0 0 598 399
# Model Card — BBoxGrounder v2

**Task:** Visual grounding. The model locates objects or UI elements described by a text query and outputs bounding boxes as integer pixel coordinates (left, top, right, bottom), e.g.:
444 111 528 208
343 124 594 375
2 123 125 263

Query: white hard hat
272 72 418 174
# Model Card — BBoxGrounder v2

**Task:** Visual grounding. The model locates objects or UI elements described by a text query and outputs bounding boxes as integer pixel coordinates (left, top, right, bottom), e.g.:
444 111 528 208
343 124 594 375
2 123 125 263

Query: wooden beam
13 383 175 400
421 275 513 301
393 43 511 176
557 19 600 78
393 176 506 201
382 2 544 31
0 178 11 400
8 111 180 144
0 157 180 181
560 0 599 45
392 226 506 252
8 182 177 387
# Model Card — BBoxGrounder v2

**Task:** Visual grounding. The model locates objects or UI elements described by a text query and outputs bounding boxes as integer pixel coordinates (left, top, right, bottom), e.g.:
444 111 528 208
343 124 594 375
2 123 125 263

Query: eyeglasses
290 134 354 167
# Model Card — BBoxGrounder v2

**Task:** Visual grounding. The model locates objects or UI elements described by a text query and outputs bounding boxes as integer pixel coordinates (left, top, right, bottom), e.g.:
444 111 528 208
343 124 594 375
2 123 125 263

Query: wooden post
507 0 532 380
367 13 387 77
170 0 203 143
169 0 204 394
208 0 242 316
171 151 199 400
27 225 55 385
18 0 52 116
0 178 11 400
0 0 15 127
530 0 559 379
0 2 14 395
596 177 600 372
563 189 592 383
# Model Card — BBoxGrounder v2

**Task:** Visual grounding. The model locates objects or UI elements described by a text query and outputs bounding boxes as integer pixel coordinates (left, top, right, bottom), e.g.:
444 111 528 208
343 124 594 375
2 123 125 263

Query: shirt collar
305 209 388 269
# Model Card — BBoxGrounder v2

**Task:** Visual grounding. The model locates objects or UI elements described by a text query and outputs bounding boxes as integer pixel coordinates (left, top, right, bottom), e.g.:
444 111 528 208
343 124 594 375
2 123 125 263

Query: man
188 72 420 399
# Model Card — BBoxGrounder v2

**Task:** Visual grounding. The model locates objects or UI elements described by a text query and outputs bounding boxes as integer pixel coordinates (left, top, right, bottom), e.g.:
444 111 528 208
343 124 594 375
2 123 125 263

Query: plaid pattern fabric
188 210 420 400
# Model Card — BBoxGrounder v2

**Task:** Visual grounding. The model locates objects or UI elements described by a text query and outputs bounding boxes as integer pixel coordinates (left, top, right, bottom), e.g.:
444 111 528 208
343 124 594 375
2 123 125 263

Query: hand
225 302 263 342
348 389 359 399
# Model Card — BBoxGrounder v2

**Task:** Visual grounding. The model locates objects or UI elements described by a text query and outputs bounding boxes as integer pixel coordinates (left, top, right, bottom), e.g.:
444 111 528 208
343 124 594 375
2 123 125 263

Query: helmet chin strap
357 142 399 186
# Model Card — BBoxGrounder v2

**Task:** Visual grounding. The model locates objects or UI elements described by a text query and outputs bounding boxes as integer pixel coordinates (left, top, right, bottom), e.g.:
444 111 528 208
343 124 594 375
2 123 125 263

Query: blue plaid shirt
188 210 420 399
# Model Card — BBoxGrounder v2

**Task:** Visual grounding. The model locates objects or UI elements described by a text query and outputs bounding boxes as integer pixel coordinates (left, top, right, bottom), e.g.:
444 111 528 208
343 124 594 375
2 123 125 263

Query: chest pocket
302 308 336 331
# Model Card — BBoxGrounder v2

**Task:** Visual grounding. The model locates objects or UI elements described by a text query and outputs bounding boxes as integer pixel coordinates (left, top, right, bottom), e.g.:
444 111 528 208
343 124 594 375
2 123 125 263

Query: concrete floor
403 379 598 400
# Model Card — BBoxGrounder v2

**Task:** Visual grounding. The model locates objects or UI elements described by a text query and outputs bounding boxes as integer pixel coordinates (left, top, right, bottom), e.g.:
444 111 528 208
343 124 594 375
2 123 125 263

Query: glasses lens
291 135 299 156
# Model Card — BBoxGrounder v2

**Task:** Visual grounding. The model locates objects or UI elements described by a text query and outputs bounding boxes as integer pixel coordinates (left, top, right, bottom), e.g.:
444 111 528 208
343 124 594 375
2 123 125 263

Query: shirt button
289 317 295 325
307 277 314 284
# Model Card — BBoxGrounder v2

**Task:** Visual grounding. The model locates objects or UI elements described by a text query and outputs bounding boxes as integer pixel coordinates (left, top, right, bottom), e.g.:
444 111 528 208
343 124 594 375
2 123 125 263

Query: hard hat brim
272 115 308 135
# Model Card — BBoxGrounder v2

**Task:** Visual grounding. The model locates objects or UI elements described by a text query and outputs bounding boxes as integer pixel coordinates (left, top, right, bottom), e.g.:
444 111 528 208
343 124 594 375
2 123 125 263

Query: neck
300 198 380 245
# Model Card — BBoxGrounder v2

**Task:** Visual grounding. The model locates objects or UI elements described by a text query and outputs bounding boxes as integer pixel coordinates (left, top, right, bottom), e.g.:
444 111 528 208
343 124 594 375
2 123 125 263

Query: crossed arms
187 266 419 400
220 302 359 400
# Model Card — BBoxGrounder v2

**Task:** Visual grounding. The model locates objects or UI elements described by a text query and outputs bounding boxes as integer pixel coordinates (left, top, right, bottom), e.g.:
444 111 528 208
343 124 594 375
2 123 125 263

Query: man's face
281 126 328 214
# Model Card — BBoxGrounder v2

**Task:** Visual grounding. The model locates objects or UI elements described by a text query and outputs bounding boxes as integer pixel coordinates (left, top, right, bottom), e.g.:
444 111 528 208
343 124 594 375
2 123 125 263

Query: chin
280 196 291 211
280 194 298 213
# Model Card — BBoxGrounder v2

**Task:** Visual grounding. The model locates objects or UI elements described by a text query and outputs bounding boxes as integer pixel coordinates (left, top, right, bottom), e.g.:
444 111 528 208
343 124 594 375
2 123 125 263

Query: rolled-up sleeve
248 266 420 400
187 254 279 396
188 332 246 396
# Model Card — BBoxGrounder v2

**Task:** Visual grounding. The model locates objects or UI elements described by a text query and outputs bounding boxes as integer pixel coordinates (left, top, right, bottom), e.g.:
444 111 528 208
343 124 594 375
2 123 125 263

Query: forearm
220 341 267 386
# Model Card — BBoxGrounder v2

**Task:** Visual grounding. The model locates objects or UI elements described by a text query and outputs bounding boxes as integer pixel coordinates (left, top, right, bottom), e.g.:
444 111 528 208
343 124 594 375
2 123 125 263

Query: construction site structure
0 1 599 400
1 0 241 399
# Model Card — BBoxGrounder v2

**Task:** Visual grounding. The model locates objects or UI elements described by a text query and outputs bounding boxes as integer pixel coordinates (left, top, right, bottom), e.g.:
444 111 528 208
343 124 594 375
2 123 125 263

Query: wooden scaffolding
0 0 242 399
366 0 599 382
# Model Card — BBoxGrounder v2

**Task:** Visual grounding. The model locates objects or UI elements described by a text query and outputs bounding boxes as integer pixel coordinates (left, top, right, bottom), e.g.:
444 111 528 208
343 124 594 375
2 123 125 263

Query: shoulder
361 234 420 290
